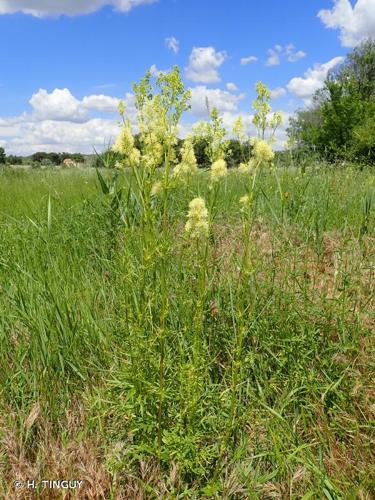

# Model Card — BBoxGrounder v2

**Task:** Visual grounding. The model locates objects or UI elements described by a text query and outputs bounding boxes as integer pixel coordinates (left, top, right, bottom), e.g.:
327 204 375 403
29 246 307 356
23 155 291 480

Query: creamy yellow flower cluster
237 139 275 175
141 96 176 170
112 121 141 167
173 139 198 180
252 139 275 162
185 197 209 239
142 130 164 170
113 95 177 171
210 158 227 182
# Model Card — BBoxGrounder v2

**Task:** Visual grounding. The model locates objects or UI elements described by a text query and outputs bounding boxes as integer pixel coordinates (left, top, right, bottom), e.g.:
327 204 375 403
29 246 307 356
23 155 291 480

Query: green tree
352 101 375 161
6 155 23 165
288 39 375 162
338 38 375 101
0 147 6 164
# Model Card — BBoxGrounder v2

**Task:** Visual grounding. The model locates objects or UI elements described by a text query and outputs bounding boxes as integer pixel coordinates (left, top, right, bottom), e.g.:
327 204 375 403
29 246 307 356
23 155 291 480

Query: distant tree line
31 152 85 165
0 147 24 166
287 39 375 163
0 148 86 166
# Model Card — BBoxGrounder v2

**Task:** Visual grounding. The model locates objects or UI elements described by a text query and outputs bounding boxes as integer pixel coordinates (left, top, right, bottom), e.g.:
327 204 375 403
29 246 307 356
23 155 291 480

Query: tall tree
0 147 6 164
288 39 375 162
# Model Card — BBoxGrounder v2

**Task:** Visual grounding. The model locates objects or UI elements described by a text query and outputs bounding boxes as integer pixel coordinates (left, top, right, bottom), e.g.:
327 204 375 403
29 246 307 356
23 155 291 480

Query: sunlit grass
0 165 374 498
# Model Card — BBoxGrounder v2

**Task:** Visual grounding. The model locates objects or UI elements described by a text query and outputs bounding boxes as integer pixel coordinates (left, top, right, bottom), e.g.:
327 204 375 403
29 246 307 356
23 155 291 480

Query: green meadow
0 164 374 498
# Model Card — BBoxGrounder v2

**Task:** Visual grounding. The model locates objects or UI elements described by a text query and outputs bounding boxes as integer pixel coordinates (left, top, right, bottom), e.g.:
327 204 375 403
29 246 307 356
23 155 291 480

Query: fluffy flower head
185 197 209 239
253 140 275 163
112 121 140 167
142 132 164 170
173 139 198 180
210 158 227 182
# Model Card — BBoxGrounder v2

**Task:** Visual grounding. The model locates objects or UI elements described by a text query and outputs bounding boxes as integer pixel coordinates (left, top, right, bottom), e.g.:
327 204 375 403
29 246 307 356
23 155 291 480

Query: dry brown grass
0 403 112 499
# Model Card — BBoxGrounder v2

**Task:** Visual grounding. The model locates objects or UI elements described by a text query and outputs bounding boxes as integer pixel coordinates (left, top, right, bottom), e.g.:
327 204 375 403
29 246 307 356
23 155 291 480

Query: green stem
157 144 172 456
189 235 209 425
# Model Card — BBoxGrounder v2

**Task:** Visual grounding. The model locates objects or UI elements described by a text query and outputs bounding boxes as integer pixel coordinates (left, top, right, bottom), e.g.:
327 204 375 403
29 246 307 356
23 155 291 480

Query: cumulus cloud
226 82 238 91
270 87 287 99
189 86 244 117
287 50 307 62
285 44 306 62
0 0 158 17
0 116 120 155
149 64 171 76
267 44 306 66
165 36 179 54
29 88 122 121
266 48 281 66
30 89 87 122
0 88 137 154
82 94 121 113
185 47 227 83
0 116 28 139
318 0 375 47
240 55 258 65
287 56 344 105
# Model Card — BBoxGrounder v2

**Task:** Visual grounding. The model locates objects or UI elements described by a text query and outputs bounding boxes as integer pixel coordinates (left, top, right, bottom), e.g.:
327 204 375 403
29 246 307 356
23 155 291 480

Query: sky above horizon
0 0 374 155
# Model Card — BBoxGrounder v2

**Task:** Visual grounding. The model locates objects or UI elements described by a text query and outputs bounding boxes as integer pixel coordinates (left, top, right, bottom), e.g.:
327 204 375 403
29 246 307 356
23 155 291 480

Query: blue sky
0 0 374 154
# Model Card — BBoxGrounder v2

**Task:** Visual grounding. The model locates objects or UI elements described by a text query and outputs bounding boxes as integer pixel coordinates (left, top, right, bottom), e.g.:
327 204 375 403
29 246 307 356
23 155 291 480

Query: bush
31 152 61 165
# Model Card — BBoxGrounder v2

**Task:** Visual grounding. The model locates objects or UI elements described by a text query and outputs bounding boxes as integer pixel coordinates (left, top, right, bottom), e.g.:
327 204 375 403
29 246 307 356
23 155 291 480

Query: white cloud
165 36 179 54
287 56 344 105
185 46 227 83
0 117 120 155
29 88 87 122
266 48 281 66
29 88 122 121
285 44 306 62
270 87 287 99
220 112 254 134
0 0 158 17
318 0 375 47
267 44 306 66
189 86 244 117
0 89 137 155
149 64 171 77
226 82 238 91
287 50 307 62
240 55 258 65
82 94 120 113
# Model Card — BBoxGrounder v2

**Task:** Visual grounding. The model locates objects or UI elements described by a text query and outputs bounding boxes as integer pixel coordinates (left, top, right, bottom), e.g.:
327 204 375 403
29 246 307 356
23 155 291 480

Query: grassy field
0 164 374 498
